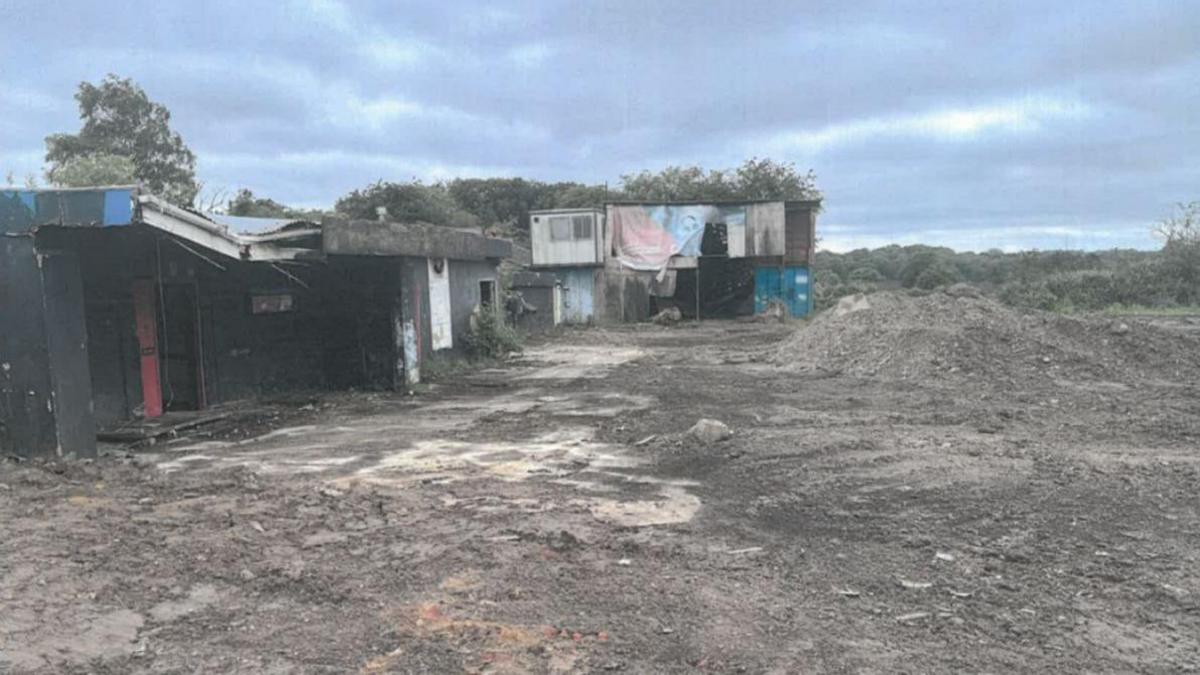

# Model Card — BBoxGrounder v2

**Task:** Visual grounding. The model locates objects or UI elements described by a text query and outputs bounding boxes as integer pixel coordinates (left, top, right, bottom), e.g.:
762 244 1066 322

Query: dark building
0 187 511 459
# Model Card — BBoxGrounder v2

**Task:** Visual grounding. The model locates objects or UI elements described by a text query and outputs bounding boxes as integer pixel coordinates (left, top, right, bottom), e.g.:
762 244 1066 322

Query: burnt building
0 187 511 459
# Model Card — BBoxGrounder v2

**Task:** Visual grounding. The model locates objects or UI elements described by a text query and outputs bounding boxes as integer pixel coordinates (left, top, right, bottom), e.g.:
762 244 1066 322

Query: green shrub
464 309 522 359
913 262 959 290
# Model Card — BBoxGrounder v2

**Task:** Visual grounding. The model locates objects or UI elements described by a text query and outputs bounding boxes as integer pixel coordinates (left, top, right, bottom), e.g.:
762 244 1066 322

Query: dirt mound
773 290 1200 385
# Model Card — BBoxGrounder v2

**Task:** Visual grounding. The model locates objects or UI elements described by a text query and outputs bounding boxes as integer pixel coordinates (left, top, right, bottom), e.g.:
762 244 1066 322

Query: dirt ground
3 319 1199 673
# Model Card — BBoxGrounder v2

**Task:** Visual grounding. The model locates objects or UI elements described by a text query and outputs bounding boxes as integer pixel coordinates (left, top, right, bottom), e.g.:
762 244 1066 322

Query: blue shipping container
754 265 810 317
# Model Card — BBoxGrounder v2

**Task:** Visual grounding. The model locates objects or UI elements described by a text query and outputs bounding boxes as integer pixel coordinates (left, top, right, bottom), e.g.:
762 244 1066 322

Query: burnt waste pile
772 286 1200 388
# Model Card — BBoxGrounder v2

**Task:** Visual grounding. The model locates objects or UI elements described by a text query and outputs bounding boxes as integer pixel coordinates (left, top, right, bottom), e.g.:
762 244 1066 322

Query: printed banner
610 204 745 271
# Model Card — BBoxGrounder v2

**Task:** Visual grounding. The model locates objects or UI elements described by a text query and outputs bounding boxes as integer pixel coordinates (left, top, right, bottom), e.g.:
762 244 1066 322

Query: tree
621 158 820 202
45 75 198 205
335 180 479 229
45 153 136 187
1154 201 1200 303
913 262 960 290
228 189 298 218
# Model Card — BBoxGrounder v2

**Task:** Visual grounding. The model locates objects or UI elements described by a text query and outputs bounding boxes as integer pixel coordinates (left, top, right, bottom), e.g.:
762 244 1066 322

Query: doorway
158 283 204 411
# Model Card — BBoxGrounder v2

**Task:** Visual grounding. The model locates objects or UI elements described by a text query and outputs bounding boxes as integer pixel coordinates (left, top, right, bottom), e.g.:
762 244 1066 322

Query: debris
240 569 256 581
1110 322 1130 335
726 547 763 555
661 627 674 634
935 551 956 562
617 558 632 566
249 520 266 534
318 486 345 498
633 435 658 447
896 612 931 623
772 291 1198 386
651 307 683 324
948 590 974 599
488 534 521 542
836 588 861 598
754 300 787 322
688 419 733 444
899 579 933 590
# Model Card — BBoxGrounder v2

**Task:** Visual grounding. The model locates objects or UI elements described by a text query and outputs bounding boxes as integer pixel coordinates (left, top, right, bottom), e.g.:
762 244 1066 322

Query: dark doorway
159 283 203 411
479 279 496 310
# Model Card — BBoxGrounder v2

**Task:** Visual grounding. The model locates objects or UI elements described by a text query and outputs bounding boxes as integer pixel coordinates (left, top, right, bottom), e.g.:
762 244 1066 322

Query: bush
463 308 522 359
848 266 884 283
913 262 959 290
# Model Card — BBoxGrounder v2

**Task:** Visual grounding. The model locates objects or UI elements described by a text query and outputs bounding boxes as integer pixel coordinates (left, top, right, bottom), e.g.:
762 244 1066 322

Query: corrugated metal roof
202 213 314 235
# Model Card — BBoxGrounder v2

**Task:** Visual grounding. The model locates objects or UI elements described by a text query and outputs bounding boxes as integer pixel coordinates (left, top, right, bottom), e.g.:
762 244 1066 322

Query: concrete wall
448 258 500 349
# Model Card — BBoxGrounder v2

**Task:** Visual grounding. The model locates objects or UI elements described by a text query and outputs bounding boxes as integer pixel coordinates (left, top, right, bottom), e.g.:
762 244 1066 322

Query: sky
1 0 1197 252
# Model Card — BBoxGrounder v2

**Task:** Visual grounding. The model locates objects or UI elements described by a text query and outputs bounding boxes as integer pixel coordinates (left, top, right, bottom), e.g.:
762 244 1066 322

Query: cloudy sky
2 1 1196 251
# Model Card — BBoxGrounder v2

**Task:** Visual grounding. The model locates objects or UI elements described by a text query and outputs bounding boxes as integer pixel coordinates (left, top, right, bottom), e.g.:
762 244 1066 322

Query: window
479 280 496 309
572 214 593 239
549 216 572 241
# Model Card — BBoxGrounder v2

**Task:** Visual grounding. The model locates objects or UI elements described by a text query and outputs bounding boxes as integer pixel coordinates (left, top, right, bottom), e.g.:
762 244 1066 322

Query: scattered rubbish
488 534 521 542
948 590 974 599
688 419 733 444
754 300 787 322
1110 322 1130 335
896 612 931 623
726 546 763 555
652 307 683 324
661 627 674 634
617 558 632 566
836 588 861 598
633 435 658 447
899 579 933 590
318 486 345 498
249 520 266 534
935 551 956 562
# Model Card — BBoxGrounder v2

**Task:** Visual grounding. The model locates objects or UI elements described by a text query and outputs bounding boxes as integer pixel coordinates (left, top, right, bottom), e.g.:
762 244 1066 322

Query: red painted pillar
131 280 163 418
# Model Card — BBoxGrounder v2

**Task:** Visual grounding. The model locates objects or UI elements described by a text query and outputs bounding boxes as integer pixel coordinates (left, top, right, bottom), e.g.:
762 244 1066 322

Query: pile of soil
773 287 1200 385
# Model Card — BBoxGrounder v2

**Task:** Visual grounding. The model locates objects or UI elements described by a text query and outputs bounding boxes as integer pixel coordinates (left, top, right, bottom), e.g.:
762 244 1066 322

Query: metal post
695 264 701 323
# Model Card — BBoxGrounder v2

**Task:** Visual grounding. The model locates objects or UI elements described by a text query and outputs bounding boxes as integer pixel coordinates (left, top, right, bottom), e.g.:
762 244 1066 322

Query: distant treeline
229 158 820 244
816 203 1200 312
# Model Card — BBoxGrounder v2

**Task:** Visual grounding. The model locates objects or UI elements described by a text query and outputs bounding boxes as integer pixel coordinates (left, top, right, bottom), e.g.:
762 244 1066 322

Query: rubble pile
773 288 1200 385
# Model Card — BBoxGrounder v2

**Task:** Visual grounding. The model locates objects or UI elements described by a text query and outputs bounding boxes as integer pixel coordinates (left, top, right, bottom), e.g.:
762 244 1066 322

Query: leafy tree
1155 201 1200 302
335 180 479 229
225 188 325 220
898 249 943 288
848 266 884 283
45 153 136 187
45 75 198 204
621 158 820 202
913 262 960 290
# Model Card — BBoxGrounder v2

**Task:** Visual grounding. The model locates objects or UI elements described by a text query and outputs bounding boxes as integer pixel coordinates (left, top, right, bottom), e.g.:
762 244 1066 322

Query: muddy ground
2 320 1199 673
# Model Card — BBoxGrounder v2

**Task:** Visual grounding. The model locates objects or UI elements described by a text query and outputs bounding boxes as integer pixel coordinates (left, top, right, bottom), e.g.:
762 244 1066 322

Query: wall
0 235 96 458
784 203 816 266
448 258 500 348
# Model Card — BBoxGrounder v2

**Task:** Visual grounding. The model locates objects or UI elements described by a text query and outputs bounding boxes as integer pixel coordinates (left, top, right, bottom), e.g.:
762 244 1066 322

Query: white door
428 258 452 350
